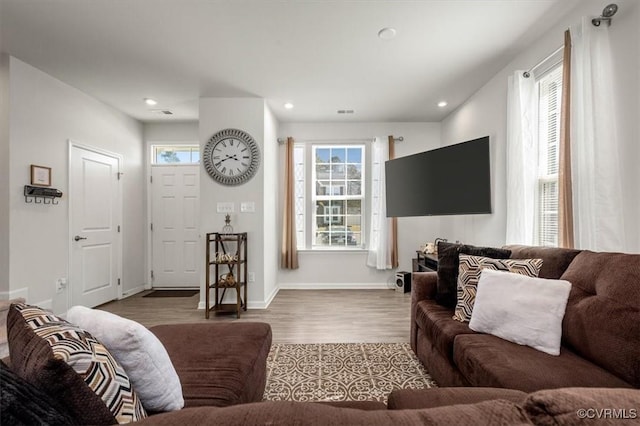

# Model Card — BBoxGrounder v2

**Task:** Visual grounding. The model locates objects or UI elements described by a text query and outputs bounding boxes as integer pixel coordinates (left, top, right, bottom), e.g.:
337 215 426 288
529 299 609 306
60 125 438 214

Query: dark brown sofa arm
410 272 438 352
412 272 438 302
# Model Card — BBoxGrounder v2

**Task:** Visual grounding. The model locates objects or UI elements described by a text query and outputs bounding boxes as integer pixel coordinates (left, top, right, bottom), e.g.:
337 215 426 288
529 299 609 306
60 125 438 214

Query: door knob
74 235 87 241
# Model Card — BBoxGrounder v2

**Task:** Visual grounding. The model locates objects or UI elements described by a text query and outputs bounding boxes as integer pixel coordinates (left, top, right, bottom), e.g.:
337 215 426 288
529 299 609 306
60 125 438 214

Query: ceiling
0 0 580 123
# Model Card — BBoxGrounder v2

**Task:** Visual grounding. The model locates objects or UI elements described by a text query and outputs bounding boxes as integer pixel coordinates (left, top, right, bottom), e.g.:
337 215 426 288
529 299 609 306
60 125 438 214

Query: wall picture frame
30 164 52 187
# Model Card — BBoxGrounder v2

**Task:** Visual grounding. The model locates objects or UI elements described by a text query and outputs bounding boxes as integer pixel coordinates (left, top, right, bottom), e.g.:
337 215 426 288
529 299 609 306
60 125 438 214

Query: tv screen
385 136 491 217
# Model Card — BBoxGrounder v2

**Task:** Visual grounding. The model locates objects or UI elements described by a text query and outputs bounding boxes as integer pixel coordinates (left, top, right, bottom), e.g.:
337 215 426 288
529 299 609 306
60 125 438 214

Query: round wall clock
203 128 261 185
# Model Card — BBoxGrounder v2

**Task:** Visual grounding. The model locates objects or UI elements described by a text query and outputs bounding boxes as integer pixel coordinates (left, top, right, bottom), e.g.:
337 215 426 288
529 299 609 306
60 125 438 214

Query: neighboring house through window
294 143 366 250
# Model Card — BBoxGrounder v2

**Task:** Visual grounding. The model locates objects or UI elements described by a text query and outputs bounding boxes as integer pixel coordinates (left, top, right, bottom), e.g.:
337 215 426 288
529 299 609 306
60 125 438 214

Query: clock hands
216 154 239 167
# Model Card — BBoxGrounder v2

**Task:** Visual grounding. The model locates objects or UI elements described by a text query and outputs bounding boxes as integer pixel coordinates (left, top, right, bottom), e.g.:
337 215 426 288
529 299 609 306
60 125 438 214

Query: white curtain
505 71 537 245
570 17 625 251
367 137 392 270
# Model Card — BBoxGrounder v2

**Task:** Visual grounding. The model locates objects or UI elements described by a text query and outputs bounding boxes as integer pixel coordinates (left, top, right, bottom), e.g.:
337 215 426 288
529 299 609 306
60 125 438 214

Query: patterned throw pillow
453 255 543 322
436 242 511 308
7 303 146 424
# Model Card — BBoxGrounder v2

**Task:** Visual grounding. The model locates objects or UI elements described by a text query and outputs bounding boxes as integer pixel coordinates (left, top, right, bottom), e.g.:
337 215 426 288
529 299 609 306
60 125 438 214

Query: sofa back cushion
504 245 581 279
436 242 511 308
560 251 640 387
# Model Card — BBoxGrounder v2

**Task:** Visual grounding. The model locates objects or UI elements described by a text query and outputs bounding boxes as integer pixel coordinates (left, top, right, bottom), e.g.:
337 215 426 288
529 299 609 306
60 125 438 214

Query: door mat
264 343 437 403
143 290 199 298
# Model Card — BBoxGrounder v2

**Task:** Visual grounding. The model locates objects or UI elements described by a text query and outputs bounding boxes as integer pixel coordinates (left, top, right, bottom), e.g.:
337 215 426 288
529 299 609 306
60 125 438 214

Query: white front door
151 165 200 288
70 144 122 307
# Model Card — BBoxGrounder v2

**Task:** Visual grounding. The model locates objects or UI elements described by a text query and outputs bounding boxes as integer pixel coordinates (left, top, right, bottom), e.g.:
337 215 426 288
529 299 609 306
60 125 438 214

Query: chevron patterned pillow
7 303 146 424
453 255 543 322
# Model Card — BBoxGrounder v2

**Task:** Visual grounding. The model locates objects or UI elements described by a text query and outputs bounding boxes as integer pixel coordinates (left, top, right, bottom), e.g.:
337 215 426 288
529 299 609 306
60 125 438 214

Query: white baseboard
33 298 53 310
0 287 29 301
278 282 390 290
121 285 147 298
197 286 280 310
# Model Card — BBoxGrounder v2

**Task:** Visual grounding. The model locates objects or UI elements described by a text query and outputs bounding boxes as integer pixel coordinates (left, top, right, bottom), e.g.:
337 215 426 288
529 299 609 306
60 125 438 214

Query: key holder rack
24 185 63 205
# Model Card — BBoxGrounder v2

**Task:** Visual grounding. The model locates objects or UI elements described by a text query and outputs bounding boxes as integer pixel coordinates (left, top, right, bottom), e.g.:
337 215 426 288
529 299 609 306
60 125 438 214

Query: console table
413 251 438 272
205 232 248 319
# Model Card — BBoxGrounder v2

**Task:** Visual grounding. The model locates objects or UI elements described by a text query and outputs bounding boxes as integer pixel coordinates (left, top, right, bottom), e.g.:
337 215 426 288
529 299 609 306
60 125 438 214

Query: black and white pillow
452 255 543 322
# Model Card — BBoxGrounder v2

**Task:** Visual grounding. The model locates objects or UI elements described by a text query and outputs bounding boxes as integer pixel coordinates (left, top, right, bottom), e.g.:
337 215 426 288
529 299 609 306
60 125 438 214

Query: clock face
203 129 260 185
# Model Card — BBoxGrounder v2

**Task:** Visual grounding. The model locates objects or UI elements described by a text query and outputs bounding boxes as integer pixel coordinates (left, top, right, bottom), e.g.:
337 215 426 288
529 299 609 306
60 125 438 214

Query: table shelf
205 232 248 319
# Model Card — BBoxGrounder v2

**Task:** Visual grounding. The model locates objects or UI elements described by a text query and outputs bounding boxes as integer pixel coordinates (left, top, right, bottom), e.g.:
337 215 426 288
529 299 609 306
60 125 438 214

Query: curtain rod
277 137 403 144
523 45 563 78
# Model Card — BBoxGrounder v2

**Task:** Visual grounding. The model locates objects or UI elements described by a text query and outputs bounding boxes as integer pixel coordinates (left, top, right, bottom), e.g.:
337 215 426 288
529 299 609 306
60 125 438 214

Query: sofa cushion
66 306 184 412
1 360 79 425
415 299 475 361
524 387 640 425
453 255 543 322
387 387 527 409
453 333 632 392
504 244 581 279
469 269 571 356
7 303 146 424
132 400 531 426
150 322 272 407
560 251 640 388
436 242 511 308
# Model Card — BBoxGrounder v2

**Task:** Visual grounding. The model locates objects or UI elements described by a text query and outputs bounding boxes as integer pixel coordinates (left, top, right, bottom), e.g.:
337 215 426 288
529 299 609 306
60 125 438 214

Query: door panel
151 165 200 287
70 145 121 307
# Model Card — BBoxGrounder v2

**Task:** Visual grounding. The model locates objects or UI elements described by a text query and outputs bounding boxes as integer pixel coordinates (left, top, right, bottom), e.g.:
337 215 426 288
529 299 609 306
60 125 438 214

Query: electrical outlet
248 272 255 282
55 278 67 293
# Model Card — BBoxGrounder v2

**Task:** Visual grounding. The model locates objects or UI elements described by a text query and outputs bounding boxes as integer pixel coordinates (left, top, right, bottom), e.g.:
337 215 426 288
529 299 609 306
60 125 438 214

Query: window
535 65 563 246
152 145 200 164
294 144 366 250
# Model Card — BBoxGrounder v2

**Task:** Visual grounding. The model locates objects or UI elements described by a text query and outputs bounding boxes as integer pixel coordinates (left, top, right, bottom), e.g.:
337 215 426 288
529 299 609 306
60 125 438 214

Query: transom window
152 145 200 165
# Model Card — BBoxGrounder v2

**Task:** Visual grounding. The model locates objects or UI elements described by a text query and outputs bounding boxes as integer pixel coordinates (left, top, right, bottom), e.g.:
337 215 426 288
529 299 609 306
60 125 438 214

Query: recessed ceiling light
144 98 157 106
437 101 448 108
378 27 397 40
284 102 294 109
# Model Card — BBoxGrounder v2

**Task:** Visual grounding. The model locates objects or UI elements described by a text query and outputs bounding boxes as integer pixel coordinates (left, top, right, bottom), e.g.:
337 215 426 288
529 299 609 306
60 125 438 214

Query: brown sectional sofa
411 245 640 392
95 387 640 425
149 322 272 408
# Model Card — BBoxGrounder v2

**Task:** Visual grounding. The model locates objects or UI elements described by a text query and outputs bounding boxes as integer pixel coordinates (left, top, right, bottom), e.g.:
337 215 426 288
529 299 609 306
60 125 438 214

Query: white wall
440 0 640 253
277 122 441 288
0 54 10 296
198 98 269 308
144 122 199 142
6 57 146 312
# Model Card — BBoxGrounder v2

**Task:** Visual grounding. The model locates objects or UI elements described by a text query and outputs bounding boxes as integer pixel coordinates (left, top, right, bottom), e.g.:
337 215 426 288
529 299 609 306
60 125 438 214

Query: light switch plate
217 202 235 213
240 202 255 213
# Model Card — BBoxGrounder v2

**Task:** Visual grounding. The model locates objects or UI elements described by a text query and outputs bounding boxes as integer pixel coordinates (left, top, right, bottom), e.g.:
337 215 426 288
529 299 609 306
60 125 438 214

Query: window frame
150 144 201 165
295 142 369 251
534 62 563 247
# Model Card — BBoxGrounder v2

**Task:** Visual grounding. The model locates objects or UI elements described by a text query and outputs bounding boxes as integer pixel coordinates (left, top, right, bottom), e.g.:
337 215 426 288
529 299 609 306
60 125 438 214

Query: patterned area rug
264 343 437 403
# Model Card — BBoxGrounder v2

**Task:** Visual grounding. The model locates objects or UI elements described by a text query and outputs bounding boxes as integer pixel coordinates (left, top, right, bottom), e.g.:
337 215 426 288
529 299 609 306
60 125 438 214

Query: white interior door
151 165 200 288
70 144 121 307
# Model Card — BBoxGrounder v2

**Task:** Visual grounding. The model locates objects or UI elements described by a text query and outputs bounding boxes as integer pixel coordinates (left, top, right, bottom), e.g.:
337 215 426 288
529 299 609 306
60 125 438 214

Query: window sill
297 248 368 254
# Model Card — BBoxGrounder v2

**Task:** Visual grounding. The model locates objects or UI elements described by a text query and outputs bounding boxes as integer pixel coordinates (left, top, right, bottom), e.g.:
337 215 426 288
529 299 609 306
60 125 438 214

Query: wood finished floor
99 289 412 344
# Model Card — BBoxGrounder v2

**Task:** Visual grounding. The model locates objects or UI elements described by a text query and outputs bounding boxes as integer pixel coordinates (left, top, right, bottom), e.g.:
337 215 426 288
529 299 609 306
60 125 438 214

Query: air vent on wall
337 109 355 114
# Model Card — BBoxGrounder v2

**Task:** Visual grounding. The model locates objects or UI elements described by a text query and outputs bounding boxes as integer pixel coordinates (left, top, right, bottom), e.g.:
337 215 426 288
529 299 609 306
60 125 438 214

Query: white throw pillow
468 268 572 356
66 305 184 411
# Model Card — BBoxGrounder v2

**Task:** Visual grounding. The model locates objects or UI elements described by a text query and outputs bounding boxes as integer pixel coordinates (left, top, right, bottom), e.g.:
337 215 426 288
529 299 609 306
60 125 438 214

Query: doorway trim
68 140 124 308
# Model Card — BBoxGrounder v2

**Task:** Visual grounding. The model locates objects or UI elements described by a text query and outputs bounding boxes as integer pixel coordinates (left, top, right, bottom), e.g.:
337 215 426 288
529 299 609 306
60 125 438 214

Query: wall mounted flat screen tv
385 136 491 217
